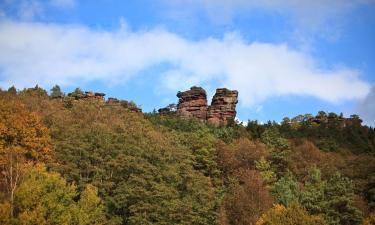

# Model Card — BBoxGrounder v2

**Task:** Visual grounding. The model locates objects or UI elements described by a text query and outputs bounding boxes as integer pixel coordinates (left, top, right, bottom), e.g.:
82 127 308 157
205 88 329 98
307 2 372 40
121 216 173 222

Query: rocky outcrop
158 104 177 116
176 86 208 121
67 91 105 101
66 90 142 112
173 86 238 125
207 88 238 125
106 97 121 105
105 97 142 112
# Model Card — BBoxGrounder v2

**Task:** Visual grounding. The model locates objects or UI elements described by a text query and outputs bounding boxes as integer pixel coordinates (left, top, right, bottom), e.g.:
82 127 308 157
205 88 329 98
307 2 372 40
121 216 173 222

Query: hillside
1 85 375 225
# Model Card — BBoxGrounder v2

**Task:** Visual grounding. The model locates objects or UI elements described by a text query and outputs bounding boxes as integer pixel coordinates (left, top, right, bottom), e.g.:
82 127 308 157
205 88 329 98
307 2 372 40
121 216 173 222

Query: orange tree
0 99 52 219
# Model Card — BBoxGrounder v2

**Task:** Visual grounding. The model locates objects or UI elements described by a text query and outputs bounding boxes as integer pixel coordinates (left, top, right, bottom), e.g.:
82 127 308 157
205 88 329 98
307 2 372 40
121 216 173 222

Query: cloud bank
0 19 371 107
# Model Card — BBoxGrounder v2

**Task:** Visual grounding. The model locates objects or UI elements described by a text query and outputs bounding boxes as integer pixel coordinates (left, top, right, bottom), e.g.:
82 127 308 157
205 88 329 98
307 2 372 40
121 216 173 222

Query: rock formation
207 88 238 125
67 91 105 101
105 97 142 112
106 97 121 105
173 86 238 125
158 104 177 116
66 90 142 112
176 86 208 121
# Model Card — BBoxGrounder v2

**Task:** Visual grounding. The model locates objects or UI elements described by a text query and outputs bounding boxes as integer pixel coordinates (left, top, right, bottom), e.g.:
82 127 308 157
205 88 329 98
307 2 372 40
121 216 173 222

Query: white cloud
0 19 371 107
356 86 375 127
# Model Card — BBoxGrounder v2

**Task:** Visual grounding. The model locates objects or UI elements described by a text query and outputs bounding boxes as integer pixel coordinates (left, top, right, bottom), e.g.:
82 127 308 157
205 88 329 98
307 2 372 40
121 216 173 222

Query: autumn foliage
0 86 374 225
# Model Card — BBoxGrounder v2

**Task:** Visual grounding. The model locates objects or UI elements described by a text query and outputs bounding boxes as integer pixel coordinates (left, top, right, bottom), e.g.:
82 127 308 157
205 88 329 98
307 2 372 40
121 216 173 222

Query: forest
1 85 375 225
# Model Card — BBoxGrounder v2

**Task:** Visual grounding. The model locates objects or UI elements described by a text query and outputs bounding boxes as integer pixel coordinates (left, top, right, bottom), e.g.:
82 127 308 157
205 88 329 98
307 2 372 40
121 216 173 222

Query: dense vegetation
1 85 375 224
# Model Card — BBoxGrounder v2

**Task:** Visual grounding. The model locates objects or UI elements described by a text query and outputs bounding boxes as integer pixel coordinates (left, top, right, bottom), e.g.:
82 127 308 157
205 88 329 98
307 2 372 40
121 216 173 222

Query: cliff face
176 86 208 121
175 86 238 125
207 88 238 125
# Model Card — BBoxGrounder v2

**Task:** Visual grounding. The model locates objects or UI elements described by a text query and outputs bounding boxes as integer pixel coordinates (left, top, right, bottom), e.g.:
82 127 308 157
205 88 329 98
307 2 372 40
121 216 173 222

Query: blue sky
0 0 374 125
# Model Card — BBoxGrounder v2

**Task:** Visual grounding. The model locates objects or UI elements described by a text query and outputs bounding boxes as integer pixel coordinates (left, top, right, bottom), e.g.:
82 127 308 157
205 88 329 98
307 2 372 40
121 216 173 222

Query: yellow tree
256 204 327 225
0 99 52 219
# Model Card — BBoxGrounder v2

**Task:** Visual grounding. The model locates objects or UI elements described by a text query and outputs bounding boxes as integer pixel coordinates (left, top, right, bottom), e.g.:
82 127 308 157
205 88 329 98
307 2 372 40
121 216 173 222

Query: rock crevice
175 86 238 125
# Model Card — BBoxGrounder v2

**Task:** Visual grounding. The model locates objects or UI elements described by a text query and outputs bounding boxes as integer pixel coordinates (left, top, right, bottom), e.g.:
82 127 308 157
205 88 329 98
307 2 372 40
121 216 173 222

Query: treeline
247 112 375 153
0 85 375 225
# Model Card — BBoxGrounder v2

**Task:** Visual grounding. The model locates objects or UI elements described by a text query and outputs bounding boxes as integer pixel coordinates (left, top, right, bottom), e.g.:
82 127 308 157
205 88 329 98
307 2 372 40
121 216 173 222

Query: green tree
255 156 277 185
300 169 363 225
9 165 106 225
50 85 64 98
300 167 326 216
271 172 300 206
70 88 84 99
261 128 289 150
323 173 363 225
261 128 290 177
49 103 218 224
7 86 17 95
14 165 78 225
246 120 265 139
19 85 48 97
77 184 106 225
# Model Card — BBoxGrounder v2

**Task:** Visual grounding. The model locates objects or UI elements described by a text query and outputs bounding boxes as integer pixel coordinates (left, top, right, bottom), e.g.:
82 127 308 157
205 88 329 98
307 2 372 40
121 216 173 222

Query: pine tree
255 156 277 185
7 86 17 95
300 169 363 225
50 85 64 98
271 172 300 206
323 173 363 225
300 167 326 215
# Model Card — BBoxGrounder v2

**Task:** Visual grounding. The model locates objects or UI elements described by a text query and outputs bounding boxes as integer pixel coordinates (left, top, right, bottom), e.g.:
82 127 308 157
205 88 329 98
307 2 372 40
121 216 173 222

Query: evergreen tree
323 173 363 225
300 167 326 215
255 156 277 185
261 128 290 176
70 87 84 99
271 172 300 206
20 85 48 97
300 169 363 225
7 86 17 95
50 85 64 98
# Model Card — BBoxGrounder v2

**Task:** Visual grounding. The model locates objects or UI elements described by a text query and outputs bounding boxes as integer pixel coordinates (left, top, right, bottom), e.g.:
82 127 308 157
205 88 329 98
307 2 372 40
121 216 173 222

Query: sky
0 0 374 126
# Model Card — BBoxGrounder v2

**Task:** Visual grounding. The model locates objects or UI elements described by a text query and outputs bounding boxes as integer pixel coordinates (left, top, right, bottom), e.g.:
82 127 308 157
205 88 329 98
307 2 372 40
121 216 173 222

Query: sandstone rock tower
207 88 238 125
176 86 208 121
175 86 238 125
